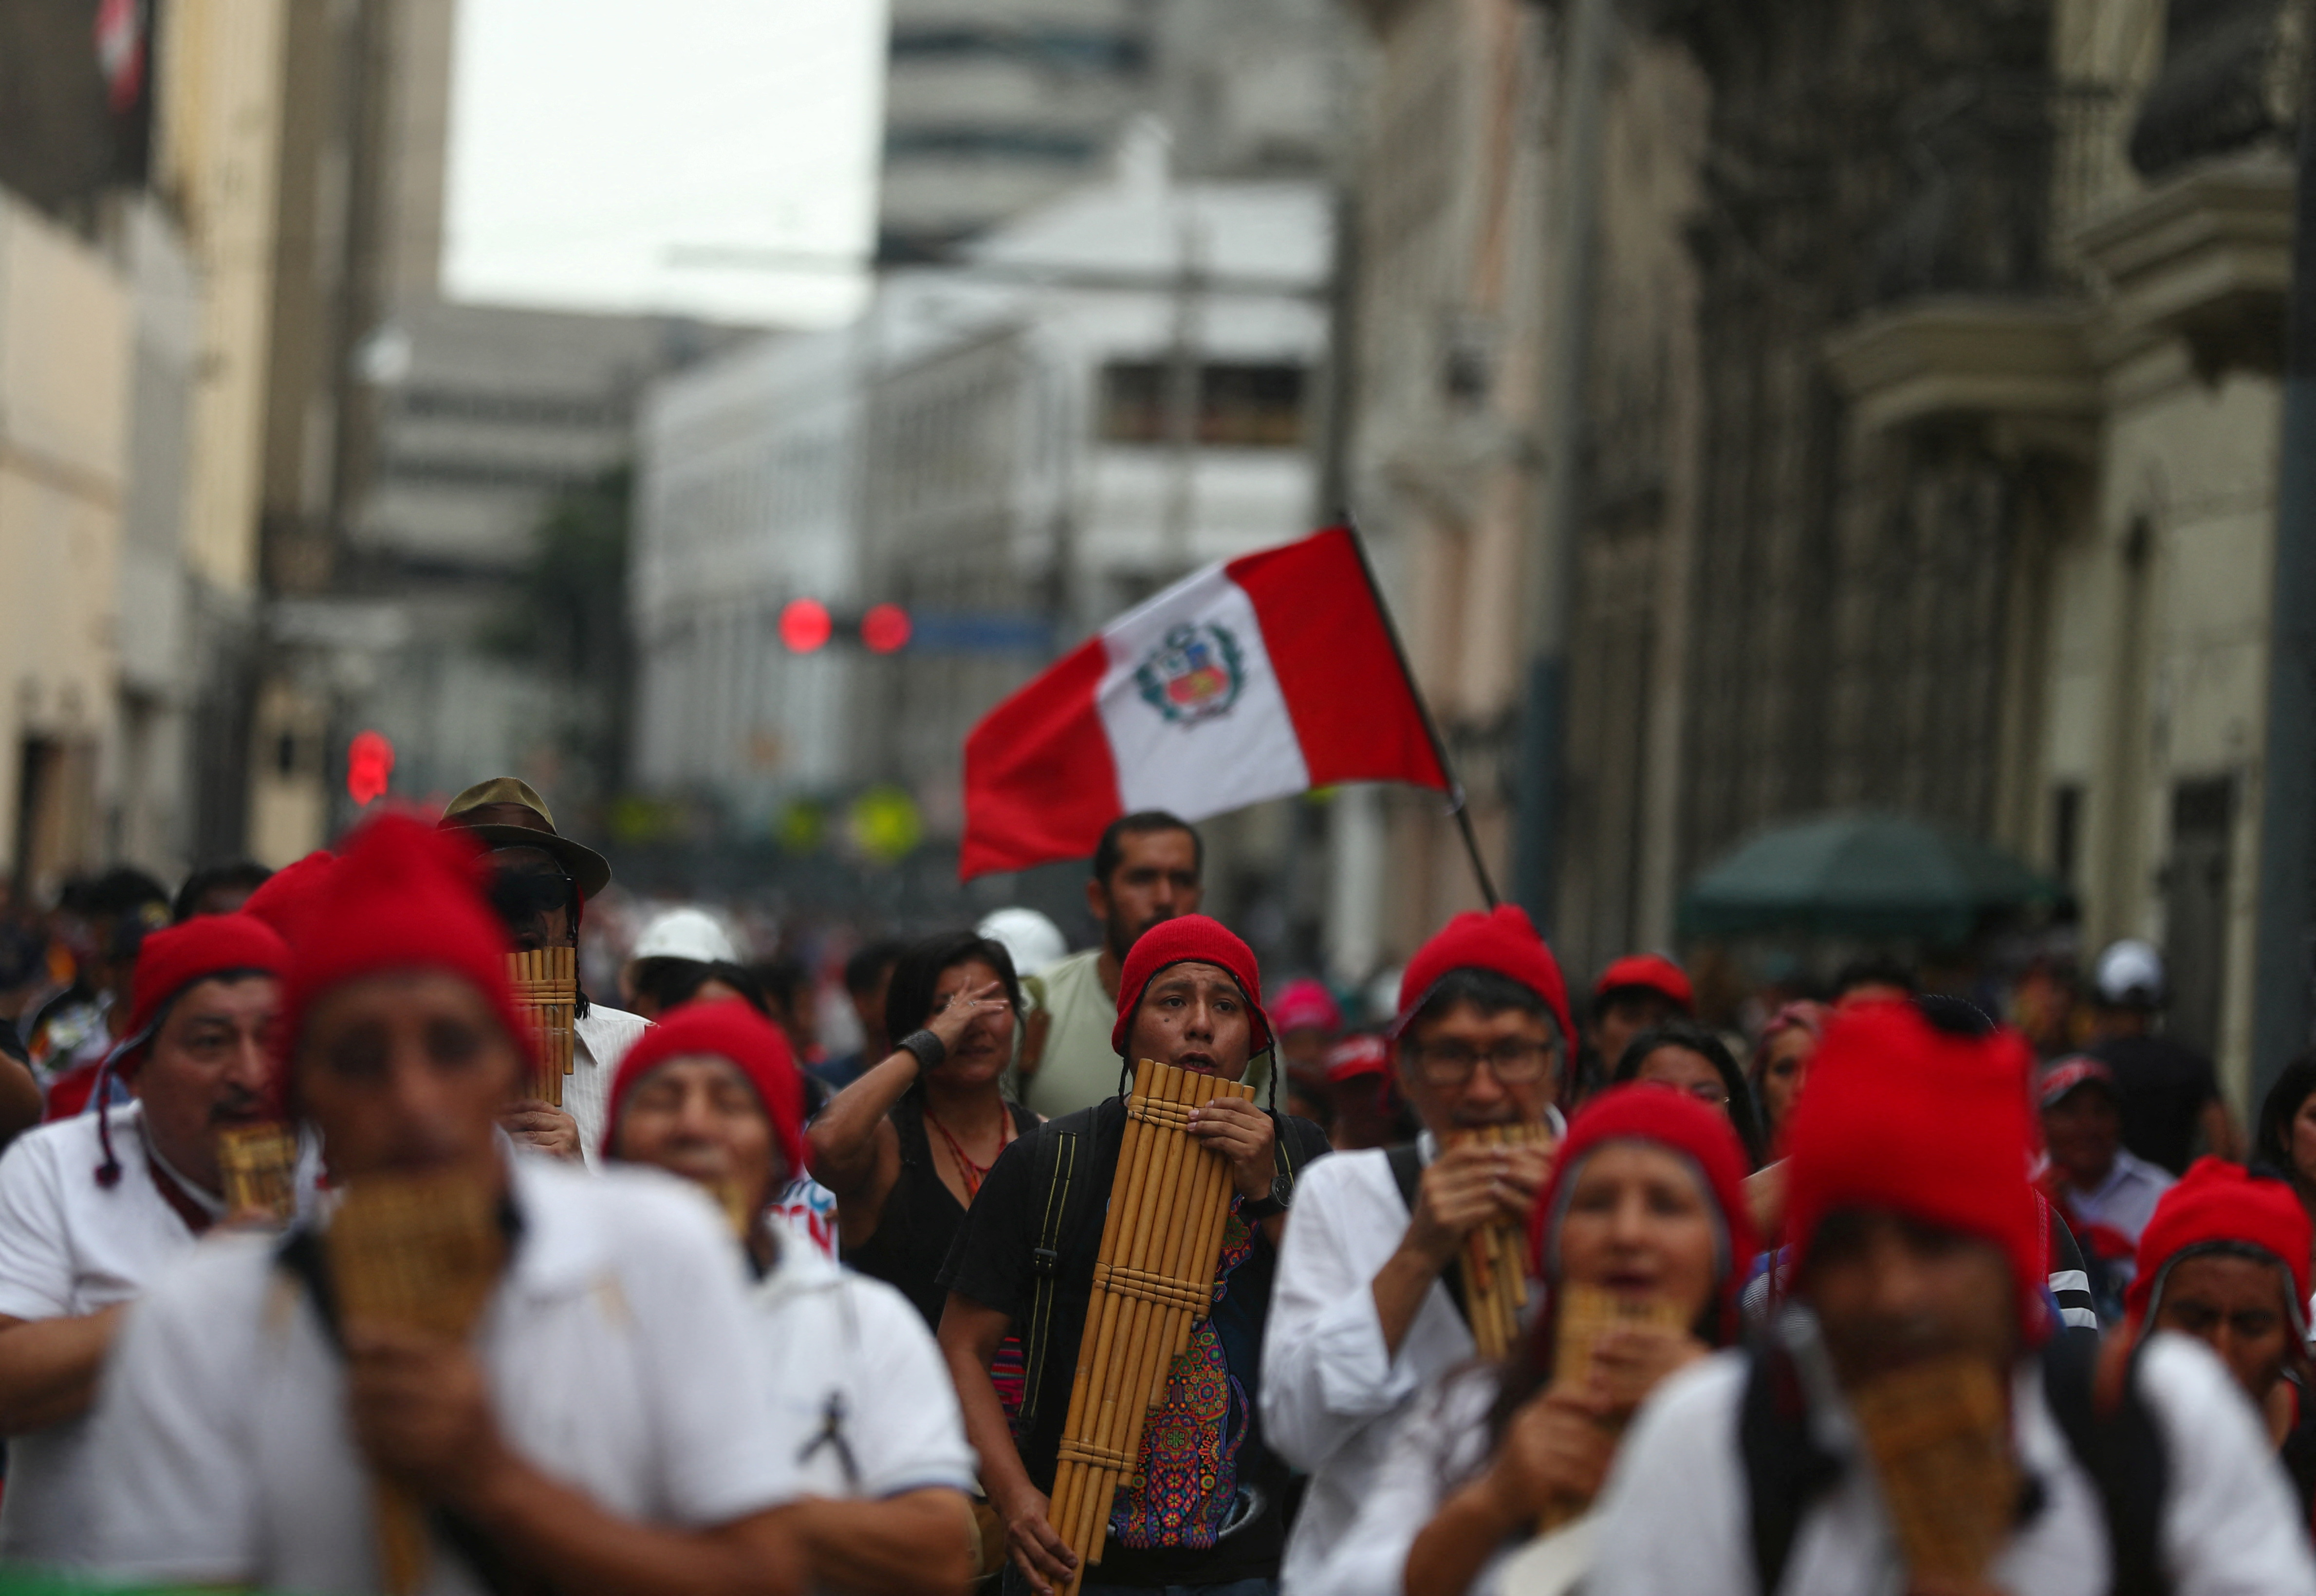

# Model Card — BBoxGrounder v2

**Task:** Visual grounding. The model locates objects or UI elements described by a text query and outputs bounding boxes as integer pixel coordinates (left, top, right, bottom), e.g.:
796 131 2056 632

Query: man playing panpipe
937 916 1330 1596
600 997 980 1596
442 775 648 1164
1590 1000 2316 1596
87 815 807 1596
1261 905 1571 1596
0 912 309 1567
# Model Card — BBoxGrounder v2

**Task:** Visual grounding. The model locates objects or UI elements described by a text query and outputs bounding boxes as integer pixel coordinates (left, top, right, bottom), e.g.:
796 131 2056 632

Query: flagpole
1341 523 1502 909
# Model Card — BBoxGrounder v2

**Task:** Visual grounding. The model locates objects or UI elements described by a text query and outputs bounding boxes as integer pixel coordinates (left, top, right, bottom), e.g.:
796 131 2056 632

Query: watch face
1269 1173 1294 1209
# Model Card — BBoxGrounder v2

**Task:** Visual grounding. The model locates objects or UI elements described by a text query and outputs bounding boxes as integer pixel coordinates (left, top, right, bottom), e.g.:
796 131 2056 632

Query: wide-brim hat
440 776 612 900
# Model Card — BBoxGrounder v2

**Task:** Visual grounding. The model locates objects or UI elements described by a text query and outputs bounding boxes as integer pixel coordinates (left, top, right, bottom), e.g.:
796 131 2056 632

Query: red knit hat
1395 905 1577 1056
1527 1083 1759 1345
1783 1002 2048 1342
2125 1156 2313 1333
89 913 291 1189
107 914 290 1080
1593 953 1695 1015
240 850 336 946
1111 915 1272 1057
599 999 806 1181
279 816 530 1099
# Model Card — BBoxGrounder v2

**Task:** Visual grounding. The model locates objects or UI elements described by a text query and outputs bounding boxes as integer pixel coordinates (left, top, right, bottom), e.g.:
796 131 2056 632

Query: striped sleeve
2046 1205 2100 1334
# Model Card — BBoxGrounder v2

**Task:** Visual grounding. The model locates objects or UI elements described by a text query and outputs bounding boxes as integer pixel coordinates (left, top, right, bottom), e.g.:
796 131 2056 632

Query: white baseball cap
977 907 1068 977
2093 938 2166 1007
630 907 741 967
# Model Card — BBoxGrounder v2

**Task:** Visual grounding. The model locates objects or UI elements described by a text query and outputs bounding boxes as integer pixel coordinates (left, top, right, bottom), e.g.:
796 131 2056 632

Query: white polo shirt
752 1235 975 1508
89 1154 801 1595
0 1101 318 1565
1589 1333 2316 1596
1262 1137 1504 1596
566 1002 649 1167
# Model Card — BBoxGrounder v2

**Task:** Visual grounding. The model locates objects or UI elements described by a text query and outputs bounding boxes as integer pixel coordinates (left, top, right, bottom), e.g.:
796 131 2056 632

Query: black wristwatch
1242 1171 1295 1220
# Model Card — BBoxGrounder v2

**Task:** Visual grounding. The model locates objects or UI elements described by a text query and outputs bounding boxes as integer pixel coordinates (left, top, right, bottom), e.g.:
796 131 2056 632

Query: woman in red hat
1321 1085 1756 1596
602 999 979 1596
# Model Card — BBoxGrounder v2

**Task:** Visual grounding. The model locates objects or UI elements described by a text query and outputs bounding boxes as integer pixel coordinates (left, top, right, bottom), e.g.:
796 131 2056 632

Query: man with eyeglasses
441 777 649 1165
1260 905 1575 1596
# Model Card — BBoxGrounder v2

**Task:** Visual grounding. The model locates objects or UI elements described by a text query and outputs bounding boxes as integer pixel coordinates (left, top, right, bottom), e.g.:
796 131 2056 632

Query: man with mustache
1017 812 1209 1118
1260 905 1572 1596
1591 1001 2316 1596
0 913 310 1566
938 916 1329 1596
88 816 805 1596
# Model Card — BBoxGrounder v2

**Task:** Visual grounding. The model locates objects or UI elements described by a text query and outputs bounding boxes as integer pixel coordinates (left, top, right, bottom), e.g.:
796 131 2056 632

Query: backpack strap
1382 1140 1476 1333
1011 1122 1083 1434
2040 1331 2169 1596
1385 1141 1424 1212
1738 1342 1842 1596
271 1216 544 1596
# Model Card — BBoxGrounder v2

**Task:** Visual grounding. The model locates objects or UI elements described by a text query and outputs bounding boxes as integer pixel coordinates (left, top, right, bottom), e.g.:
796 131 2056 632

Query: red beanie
599 999 806 1181
1593 953 1695 1014
1111 915 1272 1057
1783 1002 2047 1343
108 914 290 1079
1527 1083 1759 1345
1395 905 1577 1056
240 851 336 946
2126 1156 2313 1332
279 816 529 1095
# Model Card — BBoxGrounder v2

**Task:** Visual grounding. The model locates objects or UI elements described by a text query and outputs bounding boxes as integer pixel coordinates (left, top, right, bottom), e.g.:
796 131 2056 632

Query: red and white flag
960 527 1451 878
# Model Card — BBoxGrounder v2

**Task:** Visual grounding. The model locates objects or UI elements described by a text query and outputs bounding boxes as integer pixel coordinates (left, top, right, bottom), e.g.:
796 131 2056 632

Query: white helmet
977 907 1068 978
2093 938 2165 1008
630 907 741 967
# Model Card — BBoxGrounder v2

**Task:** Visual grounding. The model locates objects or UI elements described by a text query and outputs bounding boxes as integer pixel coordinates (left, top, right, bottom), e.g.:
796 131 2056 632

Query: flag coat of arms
960 527 1451 878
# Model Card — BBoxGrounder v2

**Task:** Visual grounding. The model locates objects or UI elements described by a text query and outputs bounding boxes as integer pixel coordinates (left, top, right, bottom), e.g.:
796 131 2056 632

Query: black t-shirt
848 1094 1038 1329
939 1095 1330 1589
2091 1034 2221 1176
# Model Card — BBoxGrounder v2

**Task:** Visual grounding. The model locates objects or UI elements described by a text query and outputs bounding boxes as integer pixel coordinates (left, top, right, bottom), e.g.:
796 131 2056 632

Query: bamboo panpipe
325 1168 507 1596
215 1123 299 1224
506 947 577 1106
1048 1059 1256 1596
1452 1122 1556 1363
1849 1353 2017 1582
1531 1283 1687 1532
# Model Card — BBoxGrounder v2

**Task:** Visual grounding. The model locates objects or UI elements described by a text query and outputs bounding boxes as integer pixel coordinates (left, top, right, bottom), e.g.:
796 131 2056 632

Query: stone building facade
1341 0 2302 1097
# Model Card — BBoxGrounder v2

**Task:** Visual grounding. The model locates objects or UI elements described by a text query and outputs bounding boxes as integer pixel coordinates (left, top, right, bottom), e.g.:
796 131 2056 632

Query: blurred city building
232 0 744 858
634 126 1331 890
1335 0 2292 1096
877 0 1344 261
0 0 279 896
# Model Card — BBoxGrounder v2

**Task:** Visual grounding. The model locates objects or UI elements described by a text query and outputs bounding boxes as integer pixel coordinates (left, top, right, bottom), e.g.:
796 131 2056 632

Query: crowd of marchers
0 781 2312 1595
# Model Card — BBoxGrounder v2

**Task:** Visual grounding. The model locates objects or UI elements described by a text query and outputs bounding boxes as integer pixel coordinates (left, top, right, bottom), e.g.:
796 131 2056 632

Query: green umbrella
1680 810 2071 943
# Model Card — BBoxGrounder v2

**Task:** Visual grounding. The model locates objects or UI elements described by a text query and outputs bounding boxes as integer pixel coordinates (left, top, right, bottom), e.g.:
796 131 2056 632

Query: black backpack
1738 1329 2168 1596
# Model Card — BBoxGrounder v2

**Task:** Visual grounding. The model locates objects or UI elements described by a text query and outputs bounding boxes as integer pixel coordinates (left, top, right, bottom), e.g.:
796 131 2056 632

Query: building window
2050 783 2082 885
1098 362 1307 448
1201 364 1306 447
889 25 1148 74
884 127 1102 163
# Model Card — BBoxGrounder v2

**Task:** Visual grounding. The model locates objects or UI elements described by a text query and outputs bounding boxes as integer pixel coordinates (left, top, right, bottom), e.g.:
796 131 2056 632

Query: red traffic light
862 603 912 654
347 730 394 806
779 598 833 653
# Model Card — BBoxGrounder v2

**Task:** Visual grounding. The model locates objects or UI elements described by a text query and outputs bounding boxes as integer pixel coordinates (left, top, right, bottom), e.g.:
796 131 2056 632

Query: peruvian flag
960 527 1451 878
